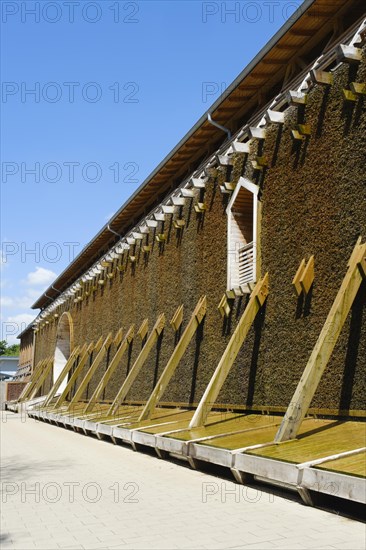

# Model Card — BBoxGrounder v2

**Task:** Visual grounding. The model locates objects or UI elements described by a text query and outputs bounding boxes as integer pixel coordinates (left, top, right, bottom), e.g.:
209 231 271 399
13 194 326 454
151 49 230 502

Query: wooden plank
84 326 134 414
52 341 98 410
108 314 166 415
139 297 207 421
275 240 366 442
189 275 269 428
17 359 46 401
292 259 306 296
42 346 82 408
66 333 113 410
29 357 53 400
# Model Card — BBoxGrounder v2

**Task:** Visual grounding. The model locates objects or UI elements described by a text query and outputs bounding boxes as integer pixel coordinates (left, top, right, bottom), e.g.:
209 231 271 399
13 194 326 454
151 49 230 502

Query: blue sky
1 0 303 343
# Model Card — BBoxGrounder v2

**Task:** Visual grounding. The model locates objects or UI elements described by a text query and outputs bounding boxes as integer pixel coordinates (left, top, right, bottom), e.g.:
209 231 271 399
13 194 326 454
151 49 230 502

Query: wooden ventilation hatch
227 178 259 291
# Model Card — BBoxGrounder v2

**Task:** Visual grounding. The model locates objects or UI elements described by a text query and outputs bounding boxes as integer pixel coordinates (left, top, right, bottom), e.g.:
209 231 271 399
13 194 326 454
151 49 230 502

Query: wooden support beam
29 357 53 400
84 326 134 414
292 256 314 296
18 359 47 401
67 333 113 410
53 342 96 409
189 275 269 428
275 239 366 442
108 314 166 415
42 346 82 408
139 296 207 421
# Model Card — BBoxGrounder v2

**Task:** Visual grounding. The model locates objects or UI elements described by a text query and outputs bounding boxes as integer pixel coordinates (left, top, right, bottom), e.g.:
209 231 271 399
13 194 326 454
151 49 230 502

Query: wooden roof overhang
32 0 365 310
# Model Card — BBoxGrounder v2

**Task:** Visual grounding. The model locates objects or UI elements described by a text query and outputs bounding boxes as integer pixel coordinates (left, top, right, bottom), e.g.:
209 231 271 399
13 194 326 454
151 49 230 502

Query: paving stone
2 412 365 550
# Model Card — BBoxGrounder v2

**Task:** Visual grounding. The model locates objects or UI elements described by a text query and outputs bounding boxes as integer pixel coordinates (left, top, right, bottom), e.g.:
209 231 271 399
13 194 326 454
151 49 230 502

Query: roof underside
33 0 365 310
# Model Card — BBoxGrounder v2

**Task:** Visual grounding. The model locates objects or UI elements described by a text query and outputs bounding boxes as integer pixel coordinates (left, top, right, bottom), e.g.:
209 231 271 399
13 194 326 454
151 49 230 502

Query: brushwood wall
33 46 366 413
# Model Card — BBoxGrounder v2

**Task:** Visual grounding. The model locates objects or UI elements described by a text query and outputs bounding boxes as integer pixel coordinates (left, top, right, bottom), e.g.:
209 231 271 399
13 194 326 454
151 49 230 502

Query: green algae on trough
168 413 282 442
247 421 366 464
316 451 366 478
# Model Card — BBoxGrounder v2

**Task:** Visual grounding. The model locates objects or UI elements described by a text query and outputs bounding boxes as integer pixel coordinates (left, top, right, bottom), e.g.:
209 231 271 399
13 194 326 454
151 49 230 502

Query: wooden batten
173 219 185 229
154 212 166 222
297 124 311 136
156 233 166 243
342 89 358 102
292 256 314 296
218 294 231 318
137 319 149 340
170 304 183 332
146 219 158 228
194 202 207 213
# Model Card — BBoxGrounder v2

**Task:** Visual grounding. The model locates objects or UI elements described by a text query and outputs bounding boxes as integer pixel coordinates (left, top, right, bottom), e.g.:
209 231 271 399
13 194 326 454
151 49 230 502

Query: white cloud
2 313 35 345
0 296 14 308
25 267 56 287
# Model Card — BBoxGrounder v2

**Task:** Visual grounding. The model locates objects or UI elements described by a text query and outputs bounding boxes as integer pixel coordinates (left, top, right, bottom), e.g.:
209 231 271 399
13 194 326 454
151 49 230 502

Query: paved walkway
1 412 365 550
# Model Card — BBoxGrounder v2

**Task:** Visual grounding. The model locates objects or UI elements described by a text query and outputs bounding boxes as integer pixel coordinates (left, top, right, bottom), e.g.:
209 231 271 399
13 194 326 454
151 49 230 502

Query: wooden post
84 326 134 414
66 333 113 411
42 346 82 408
190 274 269 428
52 341 98 410
139 297 207 421
275 239 366 442
29 357 53 400
108 314 166 416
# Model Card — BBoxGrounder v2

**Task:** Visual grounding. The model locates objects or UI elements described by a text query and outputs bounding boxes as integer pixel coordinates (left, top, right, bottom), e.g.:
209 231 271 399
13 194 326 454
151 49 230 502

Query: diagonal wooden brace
275 239 366 442
109 314 166 416
190 274 269 428
139 297 207 421
84 326 134 414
